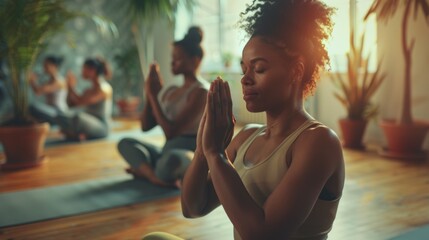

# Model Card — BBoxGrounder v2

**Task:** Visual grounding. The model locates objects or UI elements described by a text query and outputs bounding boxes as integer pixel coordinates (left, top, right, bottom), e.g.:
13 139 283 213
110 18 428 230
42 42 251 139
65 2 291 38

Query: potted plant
365 0 429 159
113 45 143 116
221 52 234 69
331 30 386 149
0 0 116 169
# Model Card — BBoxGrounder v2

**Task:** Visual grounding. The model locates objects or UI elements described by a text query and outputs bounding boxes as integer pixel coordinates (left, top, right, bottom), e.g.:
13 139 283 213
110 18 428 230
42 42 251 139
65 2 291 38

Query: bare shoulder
301 124 341 145
189 87 208 99
294 123 343 166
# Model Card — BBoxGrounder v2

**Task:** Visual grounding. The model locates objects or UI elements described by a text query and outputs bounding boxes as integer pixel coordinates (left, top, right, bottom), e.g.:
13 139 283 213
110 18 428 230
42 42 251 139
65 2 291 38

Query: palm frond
366 0 429 21
331 28 385 120
360 52 371 99
129 0 195 23
415 0 429 20
333 92 349 108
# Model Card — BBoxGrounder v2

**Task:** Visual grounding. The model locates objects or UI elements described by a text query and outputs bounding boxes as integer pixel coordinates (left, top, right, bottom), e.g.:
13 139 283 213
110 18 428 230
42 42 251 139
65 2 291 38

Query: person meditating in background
30 57 112 141
30 55 69 123
145 1 345 240
117 26 209 187
63 57 113 140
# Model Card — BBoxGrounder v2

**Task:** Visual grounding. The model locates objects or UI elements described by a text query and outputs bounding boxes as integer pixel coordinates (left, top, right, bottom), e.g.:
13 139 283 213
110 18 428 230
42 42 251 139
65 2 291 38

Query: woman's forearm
35 82 61 95
30 81 40 95
141 96 157 131
206 153 270 239
181 151 215 217
67 87 80 106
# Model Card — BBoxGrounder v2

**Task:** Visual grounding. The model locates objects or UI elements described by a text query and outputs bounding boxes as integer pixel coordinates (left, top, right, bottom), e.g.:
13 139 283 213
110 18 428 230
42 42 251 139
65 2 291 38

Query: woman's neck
264 100 309 138
48 70 58 80
182 72 198 87
91 76 101 88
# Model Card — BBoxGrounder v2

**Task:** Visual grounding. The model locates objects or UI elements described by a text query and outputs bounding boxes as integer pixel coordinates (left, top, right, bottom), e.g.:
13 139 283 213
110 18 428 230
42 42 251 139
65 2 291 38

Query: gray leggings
117 135 196 183
29 102 108 139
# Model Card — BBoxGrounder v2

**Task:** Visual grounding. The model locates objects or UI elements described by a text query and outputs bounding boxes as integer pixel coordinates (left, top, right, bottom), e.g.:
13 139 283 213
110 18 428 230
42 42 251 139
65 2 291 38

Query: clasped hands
145 63 163 100
66 71 77 88
197 77 235 160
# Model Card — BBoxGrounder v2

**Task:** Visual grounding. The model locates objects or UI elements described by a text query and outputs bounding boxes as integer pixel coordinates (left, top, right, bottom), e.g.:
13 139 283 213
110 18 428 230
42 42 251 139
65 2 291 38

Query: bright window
323 0 378 72
175 0 377 73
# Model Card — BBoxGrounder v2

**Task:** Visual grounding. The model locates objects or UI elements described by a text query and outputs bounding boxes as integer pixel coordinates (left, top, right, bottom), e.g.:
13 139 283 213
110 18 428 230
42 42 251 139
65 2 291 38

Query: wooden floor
1 120 429 240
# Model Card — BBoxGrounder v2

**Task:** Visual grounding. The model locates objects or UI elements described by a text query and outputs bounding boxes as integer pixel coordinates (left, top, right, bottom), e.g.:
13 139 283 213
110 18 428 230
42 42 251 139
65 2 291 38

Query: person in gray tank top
118 26 209 187
29 55 68 123
31 57 112 141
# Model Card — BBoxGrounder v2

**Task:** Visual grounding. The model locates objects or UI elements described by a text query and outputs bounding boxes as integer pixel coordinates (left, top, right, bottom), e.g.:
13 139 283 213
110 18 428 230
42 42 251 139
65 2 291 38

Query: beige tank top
233 120 340 240
158 79 209 135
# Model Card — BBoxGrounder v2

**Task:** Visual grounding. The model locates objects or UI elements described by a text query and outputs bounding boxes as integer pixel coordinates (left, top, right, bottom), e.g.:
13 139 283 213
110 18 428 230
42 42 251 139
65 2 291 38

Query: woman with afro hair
147 1 345 239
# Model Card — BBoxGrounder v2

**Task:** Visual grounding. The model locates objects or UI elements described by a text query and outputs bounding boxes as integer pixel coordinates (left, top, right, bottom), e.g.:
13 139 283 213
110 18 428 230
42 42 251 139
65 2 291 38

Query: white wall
377 7 429 123
153 19 178 85
316 5 429 149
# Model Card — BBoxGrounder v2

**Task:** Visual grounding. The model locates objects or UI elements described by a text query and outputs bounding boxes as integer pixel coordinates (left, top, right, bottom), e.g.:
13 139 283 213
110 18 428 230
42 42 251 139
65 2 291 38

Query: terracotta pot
339 118 368 149
0 123 49 170
380 119 429 158
116 97 140 116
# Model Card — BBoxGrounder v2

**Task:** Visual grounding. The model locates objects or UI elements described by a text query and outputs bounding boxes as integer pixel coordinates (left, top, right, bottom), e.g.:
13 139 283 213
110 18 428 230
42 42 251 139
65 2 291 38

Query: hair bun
45 55 64 66
184 26 203 45
56 57 64 65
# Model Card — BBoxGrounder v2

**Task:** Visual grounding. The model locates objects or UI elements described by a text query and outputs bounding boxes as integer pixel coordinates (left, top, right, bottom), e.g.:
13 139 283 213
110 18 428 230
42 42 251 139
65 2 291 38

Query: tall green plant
331 30 386 120
365 0 429 124
0 0 117 125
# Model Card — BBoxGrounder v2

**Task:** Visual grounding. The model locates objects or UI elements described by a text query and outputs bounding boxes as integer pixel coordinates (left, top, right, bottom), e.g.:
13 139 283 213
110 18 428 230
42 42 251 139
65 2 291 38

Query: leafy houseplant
365 0 429 159
0 0 116 169
0 0 78 125
113 45 143 116
331 30 386 149
221 52 234 69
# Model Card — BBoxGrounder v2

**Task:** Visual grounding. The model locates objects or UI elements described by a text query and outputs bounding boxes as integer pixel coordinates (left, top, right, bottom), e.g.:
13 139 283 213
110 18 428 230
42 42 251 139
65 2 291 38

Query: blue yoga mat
44 126 164 148
0 176 179 228
0 126 164 152
390 225 429 240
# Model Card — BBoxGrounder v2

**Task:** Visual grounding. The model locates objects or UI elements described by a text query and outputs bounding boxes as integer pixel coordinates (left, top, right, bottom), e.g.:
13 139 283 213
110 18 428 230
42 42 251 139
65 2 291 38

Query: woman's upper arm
36 81 62 95
202 125 261 214
261 127 342 237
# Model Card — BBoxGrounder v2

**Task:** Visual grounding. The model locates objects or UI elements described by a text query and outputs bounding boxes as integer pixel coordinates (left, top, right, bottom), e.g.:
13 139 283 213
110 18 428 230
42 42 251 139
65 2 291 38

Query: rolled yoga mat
0 176 179 228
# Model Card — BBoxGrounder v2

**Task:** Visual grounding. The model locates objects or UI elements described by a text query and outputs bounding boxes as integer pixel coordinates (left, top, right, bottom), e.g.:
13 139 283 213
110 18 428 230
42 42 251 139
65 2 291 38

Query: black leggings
117 135 196 183
30 102 108 139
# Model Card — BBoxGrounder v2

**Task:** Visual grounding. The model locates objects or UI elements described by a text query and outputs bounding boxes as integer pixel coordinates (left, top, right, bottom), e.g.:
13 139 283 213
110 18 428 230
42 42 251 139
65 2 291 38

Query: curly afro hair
240 0 335 97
